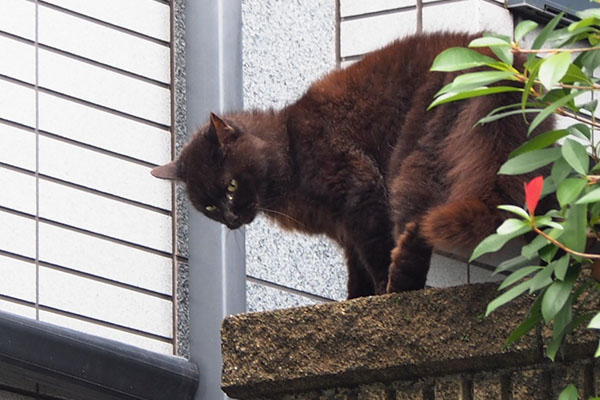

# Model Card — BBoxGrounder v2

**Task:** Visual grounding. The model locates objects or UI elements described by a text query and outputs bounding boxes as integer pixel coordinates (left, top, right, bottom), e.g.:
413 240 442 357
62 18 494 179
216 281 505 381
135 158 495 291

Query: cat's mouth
224 206 257 230
226 221 244 230
225 215 255 230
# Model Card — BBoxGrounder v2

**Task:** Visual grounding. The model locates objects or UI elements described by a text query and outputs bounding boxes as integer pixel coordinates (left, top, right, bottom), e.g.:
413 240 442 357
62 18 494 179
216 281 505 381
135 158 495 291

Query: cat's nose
224 211 241 229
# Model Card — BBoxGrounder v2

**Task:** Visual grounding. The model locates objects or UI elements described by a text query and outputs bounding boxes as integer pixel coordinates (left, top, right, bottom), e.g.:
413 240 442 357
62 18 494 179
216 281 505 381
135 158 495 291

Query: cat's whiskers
257 207 308 229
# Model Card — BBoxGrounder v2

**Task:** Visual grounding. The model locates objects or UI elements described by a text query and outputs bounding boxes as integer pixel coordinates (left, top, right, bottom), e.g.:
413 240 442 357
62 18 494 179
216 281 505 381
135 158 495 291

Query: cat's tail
419 199 504 252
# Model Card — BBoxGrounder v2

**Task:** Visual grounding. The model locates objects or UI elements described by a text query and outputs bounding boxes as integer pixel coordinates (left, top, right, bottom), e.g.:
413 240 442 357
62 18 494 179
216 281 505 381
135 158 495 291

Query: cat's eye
205 205 217 212
227 179 238 192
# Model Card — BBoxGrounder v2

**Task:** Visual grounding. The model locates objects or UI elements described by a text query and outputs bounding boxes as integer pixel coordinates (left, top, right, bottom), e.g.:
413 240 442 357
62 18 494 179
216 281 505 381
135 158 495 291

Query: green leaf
577 8 600 20
576 186 600 204
536 217 565 231
546 327 568 362
581 49 600 73
494 255 531 275
539 52 572 90
504 295 543 348
588 311 600 329
522 233 549 260
514 20 539 44
498 205 530 220
529 263 555 292
437 71 516 96
431 47 500 72
541 87 574 104
522 58 542 111
477 108 543 125
553 254 570 280
429 86 522 109
557 178 588 207
551 157 573 186
528 91 580 135
558 384 578 400
562 139 590 175
581 99 598 114
484 32 512 43
541 276 575 323
591 201 600 220
491 45 514 66
553 294 573 337
561 203 587 253
499 147 562 175
469 36 511 47
496 218 530 235
539 243 559 263
568 123 592 140
548 312 591 362
542 176 557 198
472 102 538 125
509 129 569 158
569 16 598 31
561 63 593 85
499 266 543 290
486 280 532 316
547 295 587 362
470 228 530 261
551 25 596 48
528 12 564 64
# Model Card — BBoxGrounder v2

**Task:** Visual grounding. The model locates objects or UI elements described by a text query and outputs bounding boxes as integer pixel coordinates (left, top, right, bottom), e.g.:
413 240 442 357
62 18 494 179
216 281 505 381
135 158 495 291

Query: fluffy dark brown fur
152 32 552 298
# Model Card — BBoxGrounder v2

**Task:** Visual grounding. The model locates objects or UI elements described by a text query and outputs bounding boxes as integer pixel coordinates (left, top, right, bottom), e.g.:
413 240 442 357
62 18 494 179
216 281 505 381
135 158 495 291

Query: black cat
152 32 552 298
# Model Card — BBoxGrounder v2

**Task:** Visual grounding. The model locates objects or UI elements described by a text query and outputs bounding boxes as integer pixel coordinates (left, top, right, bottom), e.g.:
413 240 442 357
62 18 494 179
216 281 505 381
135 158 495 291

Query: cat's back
286 32 481 162
306 31 479 101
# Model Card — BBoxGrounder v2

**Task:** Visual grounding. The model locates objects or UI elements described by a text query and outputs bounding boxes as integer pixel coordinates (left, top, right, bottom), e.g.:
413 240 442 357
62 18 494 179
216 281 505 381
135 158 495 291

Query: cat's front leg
387 222 432 292
330 152 395 297
344 226 394 297
343 245 376 298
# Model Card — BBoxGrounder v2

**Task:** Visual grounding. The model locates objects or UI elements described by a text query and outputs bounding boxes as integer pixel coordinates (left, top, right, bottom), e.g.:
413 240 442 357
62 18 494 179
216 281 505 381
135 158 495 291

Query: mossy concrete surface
220 283 590 398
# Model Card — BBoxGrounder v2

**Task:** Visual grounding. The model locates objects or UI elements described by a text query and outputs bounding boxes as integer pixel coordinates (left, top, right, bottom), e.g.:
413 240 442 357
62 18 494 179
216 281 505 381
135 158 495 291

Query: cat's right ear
208 112 238 147
151 161 181 181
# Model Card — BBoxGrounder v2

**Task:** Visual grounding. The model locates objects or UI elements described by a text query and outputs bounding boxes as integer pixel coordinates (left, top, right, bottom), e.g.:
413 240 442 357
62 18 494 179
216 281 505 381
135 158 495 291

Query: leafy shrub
429 7 600 370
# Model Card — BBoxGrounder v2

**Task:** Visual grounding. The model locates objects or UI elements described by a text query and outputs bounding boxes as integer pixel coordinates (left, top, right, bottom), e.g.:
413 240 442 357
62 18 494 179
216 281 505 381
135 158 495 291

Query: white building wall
0 0 178 366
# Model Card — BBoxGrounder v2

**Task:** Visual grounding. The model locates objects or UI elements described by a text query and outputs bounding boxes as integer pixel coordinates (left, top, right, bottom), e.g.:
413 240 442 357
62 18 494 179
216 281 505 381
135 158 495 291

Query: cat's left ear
151 161 181 181
209 113 239 147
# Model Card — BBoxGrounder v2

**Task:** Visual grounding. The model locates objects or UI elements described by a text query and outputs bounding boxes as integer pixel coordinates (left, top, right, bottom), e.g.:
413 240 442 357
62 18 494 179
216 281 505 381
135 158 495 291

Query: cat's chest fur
262 118 390 241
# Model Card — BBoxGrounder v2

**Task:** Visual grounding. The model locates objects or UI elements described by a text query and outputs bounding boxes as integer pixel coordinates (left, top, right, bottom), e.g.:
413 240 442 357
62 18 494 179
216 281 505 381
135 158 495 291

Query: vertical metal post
185 1 246 399
416 0 423 33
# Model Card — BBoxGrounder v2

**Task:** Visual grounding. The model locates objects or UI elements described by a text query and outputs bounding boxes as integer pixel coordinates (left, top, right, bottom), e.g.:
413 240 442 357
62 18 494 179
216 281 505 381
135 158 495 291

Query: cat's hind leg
420 198 504 253
387 222 433 292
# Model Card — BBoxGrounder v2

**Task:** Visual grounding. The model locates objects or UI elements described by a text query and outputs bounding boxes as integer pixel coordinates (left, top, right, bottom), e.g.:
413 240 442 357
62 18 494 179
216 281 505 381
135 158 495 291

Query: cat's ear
209 112 238 147
151 161 181 181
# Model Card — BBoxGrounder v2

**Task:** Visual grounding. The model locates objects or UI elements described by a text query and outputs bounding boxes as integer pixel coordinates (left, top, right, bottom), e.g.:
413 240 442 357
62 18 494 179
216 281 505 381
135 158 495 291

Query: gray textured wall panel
241 0 343 309
246 281 319 313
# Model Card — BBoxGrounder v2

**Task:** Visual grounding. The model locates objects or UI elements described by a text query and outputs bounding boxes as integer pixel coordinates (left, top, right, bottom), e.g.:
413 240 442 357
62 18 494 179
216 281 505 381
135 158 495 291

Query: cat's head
151 113 268 229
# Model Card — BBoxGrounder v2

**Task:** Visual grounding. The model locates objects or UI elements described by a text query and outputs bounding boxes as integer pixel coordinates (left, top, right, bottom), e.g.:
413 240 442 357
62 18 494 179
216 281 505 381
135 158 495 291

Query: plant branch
513 45 600 54
555 107 600 129
532 224 600 259
556 83 600 91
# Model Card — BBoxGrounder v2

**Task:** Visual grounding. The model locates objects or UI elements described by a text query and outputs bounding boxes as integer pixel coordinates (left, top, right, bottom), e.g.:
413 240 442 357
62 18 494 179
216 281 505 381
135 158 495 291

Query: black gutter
0 309 199 400
506 0 589 25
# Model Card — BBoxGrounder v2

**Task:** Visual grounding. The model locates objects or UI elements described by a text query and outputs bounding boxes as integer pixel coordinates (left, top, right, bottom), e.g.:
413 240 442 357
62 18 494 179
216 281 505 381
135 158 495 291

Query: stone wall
221 283 599 399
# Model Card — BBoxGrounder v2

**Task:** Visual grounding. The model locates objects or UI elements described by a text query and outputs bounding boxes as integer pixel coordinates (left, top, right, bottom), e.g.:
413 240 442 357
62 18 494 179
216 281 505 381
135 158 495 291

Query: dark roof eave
0 309 199 400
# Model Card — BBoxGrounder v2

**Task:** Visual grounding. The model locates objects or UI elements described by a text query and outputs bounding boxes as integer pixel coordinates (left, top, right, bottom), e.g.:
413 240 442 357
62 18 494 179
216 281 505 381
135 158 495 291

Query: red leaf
524 176 544 216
